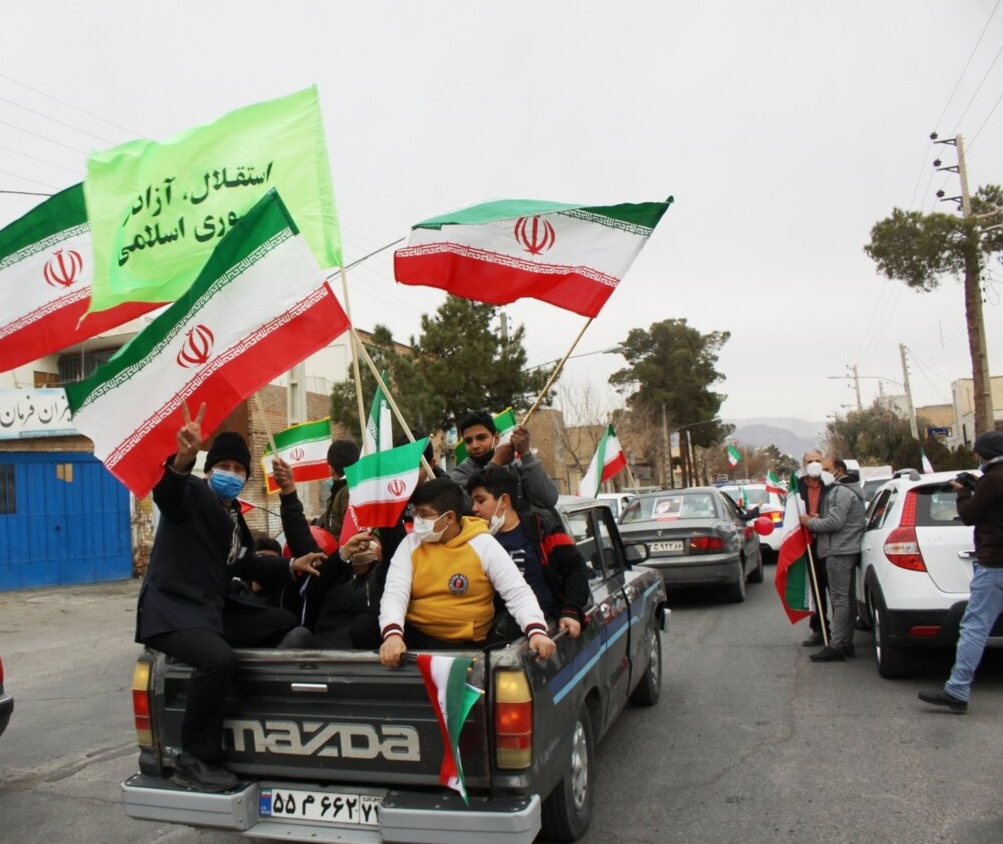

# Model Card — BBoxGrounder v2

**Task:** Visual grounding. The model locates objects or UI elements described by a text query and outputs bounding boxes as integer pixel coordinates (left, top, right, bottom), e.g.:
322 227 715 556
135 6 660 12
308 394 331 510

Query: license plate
259 785 382 827
650 541 684 553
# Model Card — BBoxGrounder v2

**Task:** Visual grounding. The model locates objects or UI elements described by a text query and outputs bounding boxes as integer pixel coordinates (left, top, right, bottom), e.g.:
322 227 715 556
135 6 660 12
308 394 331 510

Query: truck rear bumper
122 774 541 843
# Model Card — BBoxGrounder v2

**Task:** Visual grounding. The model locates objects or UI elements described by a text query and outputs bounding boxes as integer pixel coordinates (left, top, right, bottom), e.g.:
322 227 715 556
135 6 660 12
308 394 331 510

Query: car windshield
622 493 717 522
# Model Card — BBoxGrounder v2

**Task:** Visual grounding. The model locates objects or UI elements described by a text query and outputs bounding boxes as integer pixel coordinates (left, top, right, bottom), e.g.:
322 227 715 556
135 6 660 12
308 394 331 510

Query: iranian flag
365 371 392 455
765 469 786 499
417 653 484 803
453 407 517 464
394 198 672 318
727 445 741 468
344 437 429 528
578 425 628 497
0 184 160 372
64 190 350 498
774 471 814 623
262 418 333 494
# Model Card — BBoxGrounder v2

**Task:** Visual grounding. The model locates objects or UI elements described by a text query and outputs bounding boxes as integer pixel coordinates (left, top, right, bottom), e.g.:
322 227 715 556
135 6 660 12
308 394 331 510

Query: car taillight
883 525 927 571
494 669 532 770
690 535 726 553
769 511 784 525
131 660 153 748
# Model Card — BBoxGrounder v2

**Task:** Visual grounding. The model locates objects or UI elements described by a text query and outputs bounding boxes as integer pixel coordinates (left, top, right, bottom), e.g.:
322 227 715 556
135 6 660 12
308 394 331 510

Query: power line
0 93 119 146
949 40 1003 136
0 116 92 155
933 0 1001 129
967 86 1003 151
0 71 139 136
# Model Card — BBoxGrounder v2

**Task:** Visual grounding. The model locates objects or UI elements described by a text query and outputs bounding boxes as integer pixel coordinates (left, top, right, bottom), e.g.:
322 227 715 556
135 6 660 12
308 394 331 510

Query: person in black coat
466 465 590 641
273 455 386 648
137 405 323 792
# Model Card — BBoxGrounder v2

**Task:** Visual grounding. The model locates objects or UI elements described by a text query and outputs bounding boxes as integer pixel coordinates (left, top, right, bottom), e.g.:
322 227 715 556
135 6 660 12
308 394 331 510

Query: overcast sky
2 2 1002 426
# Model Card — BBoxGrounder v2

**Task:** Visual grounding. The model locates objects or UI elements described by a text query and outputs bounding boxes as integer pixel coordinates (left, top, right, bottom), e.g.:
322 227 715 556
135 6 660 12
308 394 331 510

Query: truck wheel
872 589 912 679
541 704 595 842
630 624 662 707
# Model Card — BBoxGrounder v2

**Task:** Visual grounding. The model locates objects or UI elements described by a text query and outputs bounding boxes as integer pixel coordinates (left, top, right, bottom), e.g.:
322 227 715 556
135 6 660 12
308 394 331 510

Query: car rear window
913 486 962 527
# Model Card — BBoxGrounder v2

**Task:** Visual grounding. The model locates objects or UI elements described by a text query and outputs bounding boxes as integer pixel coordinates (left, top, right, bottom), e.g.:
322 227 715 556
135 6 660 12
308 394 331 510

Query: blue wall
0 452 132 589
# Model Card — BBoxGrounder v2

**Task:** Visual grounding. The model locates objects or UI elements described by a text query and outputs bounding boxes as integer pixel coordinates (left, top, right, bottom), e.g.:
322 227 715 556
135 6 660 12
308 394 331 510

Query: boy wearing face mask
467 466 589 641
137 405 323 793
378 477 557 667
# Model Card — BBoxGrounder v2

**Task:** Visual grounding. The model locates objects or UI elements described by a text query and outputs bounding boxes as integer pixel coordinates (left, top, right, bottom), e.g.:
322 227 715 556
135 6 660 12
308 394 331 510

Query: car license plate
650 541 684 553
259 785 382 827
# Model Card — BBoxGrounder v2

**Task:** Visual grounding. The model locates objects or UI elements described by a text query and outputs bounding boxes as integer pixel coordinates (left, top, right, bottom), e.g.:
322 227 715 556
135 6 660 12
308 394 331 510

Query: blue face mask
323 478 335 491
208 468 246 500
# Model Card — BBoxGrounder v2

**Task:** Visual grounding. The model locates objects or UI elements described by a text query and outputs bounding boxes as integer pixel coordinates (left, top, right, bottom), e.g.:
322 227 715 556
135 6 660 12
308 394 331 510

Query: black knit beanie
204 431 252 475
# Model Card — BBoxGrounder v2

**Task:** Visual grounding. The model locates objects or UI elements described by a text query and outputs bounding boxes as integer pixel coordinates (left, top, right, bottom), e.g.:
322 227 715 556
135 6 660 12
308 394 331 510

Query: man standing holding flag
798 458 866 662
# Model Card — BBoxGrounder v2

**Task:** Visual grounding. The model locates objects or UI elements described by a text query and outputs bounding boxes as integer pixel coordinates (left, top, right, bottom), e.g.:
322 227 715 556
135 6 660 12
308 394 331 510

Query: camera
954 472 979 490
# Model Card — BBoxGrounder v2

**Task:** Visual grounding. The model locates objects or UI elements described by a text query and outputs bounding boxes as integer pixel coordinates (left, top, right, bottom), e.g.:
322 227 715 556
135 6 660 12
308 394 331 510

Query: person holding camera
919 431 1003 713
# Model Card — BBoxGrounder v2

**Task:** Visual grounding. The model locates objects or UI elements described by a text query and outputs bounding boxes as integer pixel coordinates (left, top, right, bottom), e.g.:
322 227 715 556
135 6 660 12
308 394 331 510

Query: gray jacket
451 450 559 514
806 475 866 557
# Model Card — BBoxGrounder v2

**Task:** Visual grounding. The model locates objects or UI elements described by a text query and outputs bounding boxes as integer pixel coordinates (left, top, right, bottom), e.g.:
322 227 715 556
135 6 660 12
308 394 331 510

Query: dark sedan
618 488 764 602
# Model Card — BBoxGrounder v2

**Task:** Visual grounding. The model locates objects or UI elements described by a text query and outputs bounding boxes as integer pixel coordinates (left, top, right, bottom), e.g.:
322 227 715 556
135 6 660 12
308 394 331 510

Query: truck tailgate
157 650 491 787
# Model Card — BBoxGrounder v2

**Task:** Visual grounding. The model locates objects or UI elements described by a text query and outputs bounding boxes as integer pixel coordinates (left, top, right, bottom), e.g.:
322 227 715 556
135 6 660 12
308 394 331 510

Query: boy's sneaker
171 752 239 792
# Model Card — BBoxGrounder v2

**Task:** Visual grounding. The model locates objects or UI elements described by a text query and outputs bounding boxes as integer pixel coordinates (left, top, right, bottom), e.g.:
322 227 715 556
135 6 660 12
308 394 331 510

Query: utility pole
851 364 862 411
899 344 919 440
660 404 672 488
934 133 994 435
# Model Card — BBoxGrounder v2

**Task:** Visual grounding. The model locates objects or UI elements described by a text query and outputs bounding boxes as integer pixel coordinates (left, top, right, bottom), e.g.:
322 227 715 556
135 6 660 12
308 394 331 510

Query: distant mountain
724 417 827 459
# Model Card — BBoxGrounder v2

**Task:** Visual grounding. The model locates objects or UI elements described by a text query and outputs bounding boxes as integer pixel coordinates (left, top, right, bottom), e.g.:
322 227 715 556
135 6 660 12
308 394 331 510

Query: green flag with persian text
84 86 341 313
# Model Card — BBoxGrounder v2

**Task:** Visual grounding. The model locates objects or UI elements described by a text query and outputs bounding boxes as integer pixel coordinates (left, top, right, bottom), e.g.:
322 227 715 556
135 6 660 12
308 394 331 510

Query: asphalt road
2 570 1002 843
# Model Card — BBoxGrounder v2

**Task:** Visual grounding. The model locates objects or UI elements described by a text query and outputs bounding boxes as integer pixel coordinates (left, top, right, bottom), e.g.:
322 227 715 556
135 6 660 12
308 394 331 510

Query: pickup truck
122 500 668 843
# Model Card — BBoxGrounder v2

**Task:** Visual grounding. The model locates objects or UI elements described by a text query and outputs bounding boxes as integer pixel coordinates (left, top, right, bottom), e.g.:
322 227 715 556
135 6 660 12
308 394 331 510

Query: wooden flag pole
351 328 434 478
252 392 279 457
338 266 368 441
520 317 594 426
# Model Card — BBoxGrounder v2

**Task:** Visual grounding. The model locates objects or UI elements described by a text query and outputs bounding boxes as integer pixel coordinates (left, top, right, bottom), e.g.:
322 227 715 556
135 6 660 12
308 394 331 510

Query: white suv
855 468 995 678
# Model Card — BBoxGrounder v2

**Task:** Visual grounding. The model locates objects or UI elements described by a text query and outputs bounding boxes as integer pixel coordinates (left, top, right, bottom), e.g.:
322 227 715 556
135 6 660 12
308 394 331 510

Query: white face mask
488 503 507 536
805 461 823 479
820 471 836 486
412 513 448 544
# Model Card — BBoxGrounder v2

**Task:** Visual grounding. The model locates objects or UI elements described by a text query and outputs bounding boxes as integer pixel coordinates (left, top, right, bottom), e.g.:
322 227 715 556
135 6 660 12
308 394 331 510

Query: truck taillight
494 669 532 770
131 661 153 748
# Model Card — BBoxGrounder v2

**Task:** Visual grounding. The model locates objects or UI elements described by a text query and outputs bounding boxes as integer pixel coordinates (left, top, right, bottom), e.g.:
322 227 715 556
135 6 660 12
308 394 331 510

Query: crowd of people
137 404 589 792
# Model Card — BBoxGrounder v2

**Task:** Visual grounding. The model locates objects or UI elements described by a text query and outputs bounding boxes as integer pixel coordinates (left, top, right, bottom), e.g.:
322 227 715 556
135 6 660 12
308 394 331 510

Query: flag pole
338 267 369 441
351 328 434 478
520 317 594 426
790 481 829 647
252 392 279 457
322 237 404 440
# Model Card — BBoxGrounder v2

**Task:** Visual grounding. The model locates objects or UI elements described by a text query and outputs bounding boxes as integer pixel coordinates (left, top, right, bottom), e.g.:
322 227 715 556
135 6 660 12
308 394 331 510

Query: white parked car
854 468 996 678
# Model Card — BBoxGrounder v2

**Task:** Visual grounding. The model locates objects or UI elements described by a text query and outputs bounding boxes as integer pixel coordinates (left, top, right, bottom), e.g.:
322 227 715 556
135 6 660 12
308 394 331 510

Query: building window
34 371 60 388
58 348 119 383
0 464 14 515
